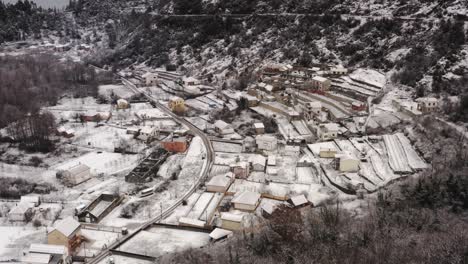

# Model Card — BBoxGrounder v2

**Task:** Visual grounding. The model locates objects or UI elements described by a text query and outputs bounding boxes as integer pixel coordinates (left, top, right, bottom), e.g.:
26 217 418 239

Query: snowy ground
0 226 46 259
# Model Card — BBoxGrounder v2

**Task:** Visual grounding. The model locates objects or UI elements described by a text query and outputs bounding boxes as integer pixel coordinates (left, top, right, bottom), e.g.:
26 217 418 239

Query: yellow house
319 147 337 158
168 96 185 113
220 212 245 231
335 152 360 172
48 217 81 253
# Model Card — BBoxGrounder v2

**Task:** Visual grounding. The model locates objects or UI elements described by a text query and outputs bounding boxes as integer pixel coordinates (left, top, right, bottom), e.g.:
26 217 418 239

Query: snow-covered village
0 0 467 264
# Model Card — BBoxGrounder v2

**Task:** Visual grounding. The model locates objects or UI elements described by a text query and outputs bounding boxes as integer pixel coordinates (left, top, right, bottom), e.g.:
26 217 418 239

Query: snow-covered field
0 226 46 259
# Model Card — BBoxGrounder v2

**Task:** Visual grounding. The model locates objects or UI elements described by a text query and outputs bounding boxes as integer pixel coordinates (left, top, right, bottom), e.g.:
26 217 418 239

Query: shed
206 173 234 193
220 212 245 230
21 253 51 264
250 155 266 172
288 194 310 208
21 196 41 207
209 228 233 242
214 120 234 135
253 122 265 134
48 217 81 253
61 164 91 187
231 191 261 211
255 134 278 151
116 99 129 109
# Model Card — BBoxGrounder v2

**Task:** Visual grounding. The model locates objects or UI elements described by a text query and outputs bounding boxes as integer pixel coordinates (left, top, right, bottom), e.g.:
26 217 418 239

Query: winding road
87 78 214 264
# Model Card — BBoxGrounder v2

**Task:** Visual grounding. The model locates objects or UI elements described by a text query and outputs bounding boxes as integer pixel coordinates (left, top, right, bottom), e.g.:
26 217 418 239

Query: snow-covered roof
250 155 266 166
320 123 339 132
140 126 155 134
221 212 245 222
21 253 51 264
214 120 231 129
117 98 128 104
290 194 309 207
253 123 265 129
232 191 260 206
9 202 31 215
53 216 80 237
66 164 90 175
267 155 276 166
266 167 278 175
209 228 233 240
57 127 66 133
178 217 205 228
255 134 277 143
169 96 183 101
307 101 322 108
285 145 300 152
29 244 67 255
312 76 329 83
265 84 274 91
206 173 233 188
20 196 39 204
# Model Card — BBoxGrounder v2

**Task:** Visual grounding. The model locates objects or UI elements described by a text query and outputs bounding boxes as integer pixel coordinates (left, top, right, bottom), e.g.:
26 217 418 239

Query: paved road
87 78 214 264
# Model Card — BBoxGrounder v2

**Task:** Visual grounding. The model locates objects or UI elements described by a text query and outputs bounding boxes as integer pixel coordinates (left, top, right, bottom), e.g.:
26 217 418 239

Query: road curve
87 78 214 264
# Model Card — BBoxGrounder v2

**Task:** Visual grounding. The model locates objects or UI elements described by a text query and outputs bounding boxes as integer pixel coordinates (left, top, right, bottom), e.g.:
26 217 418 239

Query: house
183 76 200 86
351 101 366 111
8 202 32 222
253 122 265 134
335 152 360 172
287 194 310 208
209 228 233 242
303 101 322 120
267 155 276 166
255 134 278 151
206 173 235 193
417 97 438 113
142 72 159 86
261 201 276 218
319 147 338 158
232 191 261 211
56 127 74 138
116 99 129 109
76 193 121 223
48 217 81 253
220 212 245 230
138 126 157 141
230 161 250 179
240 94 259 107
328 66 348 76
243 136 256 152
161 137 188 153
310 76 331 91
21 253 52 264
27 244 68 264
80 111 111 122
168 96 185 113
214 120 235 135
284 145 300 156
250 155 266 172
60 164 91 187
317 123 339 141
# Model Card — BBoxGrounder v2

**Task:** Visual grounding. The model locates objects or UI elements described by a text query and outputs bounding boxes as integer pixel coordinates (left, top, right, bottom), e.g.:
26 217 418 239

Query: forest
0 54 100 151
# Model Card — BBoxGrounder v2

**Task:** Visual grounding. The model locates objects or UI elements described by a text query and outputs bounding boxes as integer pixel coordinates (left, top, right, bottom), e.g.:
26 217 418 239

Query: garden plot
395 133 427 170
383 134 412 173
163 192 201 225
265 156 297 184
185 192 215 220
296 167 319 184
77 228 120 257
212 141 243 153
118 226 210 258
199 193 223 223
209 165 230 176
98 84 135 99
72 124 142 152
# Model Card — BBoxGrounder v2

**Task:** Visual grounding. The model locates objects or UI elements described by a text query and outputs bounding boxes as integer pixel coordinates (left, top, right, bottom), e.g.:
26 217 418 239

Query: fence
81 223 122 233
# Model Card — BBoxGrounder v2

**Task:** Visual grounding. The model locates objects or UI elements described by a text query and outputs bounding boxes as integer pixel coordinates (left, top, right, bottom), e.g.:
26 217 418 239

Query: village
0 60 437 264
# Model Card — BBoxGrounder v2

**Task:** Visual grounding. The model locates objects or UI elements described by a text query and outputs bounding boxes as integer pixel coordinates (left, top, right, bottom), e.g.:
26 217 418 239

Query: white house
27 244 68 264
231 191 261 211
230 161 250 179
206 173 234 193
267 155 277 166
303 101 322 120
142 72 159 86
116 99 129 109
328 66 348 75
335 152 360 172
61 164 91 187
250 155 266 172
20 196 40 207
183 76 201 86
417 97 438 113
255 134 278 151
310 76 331 91
253 122 265 134
209 228 233 242
317 123 339 141
288 194 310 208
9 202 32 221
214 120 235 135
138 126 158 141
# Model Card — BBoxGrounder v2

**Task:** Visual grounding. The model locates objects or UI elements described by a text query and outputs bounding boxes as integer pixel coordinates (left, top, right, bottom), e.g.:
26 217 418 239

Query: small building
48 217 81 253
206 173 234 193
77 193 121 223
261 201 276 218
142 72 159 86
267 155 276 166
168 96 185 113
284 145 300 156
231 191 261 211
351 101 366 111
138 126 157 141
60 164 91 187
8 202 32 222
303 101 322 120
335 152 360 172
250 155 266 172
116 99 130 109
319 147 338 158
178 217 206 228
28 244 68 264
255 134 278 151
126 127 139 135
80 111 110 122
220 212 245 230
214 120 235 135
253 122 265 134
161 137 188 153
310 76 331 91
209 228 233 242
317 123 339 141
243 136 256 152
287 194 310 208
63 129 75 138
328 66 348 76
417 97 438 113
183 76 201 86
230 161 250 179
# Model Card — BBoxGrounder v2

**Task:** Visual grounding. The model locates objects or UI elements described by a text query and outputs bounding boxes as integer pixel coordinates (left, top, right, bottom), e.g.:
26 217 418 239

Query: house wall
206 185 227 193
252 164 265 172
319 150 337 158
162 141 188 153
47 230 69 249
221 220 242 231
339 159 360 172
233 202 257 211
